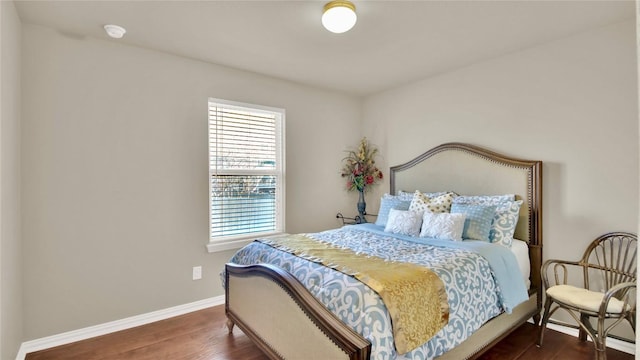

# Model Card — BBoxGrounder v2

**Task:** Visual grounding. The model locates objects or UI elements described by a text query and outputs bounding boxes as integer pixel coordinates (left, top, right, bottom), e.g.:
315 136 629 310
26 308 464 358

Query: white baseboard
543 321 636 355
15 295 225 360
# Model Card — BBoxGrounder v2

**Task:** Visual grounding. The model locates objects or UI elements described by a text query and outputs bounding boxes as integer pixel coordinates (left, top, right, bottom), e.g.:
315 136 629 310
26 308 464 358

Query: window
207 98 285 252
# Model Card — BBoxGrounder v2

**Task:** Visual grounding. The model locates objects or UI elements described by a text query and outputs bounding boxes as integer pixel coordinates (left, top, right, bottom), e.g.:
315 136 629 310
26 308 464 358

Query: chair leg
578 313 589 342
594 343 607 360
593 314 608 360
537 296 553 347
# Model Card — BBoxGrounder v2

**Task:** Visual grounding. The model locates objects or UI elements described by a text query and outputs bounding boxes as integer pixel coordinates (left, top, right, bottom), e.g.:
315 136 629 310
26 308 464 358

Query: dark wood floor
26 305 634 360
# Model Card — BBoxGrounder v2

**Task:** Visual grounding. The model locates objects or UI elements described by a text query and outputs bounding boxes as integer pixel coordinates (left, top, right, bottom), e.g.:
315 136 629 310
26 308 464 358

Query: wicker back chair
537 232 636 360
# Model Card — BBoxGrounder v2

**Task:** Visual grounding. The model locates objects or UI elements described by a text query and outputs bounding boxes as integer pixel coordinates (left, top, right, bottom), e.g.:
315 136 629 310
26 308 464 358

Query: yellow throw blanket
258 234 449 354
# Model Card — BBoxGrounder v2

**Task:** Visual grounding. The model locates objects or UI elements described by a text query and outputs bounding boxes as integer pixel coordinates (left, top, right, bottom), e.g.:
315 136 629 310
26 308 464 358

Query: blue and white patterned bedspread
226 224 526 360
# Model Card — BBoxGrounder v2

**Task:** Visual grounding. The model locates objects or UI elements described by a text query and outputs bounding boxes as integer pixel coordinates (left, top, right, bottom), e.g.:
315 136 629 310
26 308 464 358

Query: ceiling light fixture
322 1 357 34
104 24 127 39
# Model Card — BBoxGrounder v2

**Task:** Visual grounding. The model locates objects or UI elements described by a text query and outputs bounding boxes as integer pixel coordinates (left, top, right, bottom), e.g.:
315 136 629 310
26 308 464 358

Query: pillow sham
450 203 496 242
489 200 522 248
409 190 456 214
419 212 466 241
396 191 416 201
454 194 515 203
375 195 411 227
453 195 522 248
398 190 452 201
384 209 423 237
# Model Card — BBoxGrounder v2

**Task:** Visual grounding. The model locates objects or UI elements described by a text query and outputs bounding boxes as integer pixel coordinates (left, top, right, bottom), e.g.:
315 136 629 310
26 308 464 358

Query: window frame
206 98 286 253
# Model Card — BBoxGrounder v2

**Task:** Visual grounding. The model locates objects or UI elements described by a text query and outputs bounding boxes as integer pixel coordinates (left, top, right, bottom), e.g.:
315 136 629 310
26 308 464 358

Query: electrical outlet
192 266 202 280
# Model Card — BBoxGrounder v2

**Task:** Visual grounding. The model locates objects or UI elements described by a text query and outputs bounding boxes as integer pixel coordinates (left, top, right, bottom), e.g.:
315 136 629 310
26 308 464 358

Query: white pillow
420 212 466 241
384 209 423 237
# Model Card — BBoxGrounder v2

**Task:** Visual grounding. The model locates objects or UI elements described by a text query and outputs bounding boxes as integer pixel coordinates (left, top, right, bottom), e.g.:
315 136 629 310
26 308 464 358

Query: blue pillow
450 203 497 242
375 197 411 227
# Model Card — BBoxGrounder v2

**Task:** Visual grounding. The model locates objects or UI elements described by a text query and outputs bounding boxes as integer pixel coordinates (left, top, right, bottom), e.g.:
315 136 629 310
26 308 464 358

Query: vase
356 189 367 223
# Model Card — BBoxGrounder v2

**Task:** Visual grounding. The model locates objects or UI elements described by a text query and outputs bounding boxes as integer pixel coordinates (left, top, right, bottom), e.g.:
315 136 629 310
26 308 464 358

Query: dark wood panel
26 305 633 360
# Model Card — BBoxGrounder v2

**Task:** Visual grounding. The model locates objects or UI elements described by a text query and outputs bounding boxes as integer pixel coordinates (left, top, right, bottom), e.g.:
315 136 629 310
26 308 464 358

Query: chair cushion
546 284 629 313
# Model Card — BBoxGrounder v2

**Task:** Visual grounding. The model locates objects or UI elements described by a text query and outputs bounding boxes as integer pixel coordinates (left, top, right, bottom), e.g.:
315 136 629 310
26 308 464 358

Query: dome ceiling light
322 1 357 34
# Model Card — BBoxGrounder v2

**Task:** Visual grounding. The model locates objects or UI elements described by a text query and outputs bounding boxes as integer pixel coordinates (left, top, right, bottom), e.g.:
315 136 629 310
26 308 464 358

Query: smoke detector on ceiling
104 24 126 39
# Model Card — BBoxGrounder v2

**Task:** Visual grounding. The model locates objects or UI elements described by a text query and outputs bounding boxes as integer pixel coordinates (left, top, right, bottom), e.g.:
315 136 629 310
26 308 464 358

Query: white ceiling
14 0 635 96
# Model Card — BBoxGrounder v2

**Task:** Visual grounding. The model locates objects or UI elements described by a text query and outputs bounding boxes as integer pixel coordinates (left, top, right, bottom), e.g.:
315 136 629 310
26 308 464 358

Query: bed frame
225 142 543 360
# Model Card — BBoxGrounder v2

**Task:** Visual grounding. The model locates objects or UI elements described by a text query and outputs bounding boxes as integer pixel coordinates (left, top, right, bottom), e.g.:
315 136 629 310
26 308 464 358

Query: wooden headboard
390 142 543 295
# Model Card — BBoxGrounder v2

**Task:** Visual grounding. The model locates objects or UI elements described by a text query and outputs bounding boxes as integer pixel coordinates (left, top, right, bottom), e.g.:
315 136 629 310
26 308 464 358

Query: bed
224 142 543 360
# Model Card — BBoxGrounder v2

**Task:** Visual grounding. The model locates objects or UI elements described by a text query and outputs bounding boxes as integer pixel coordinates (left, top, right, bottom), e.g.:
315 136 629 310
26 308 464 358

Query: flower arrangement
341 137 383 192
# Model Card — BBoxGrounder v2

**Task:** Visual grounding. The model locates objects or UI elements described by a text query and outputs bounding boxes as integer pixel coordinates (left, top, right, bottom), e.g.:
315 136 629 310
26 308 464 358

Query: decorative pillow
375 195 411 227
419 212 466 241
453 196 522 248
409 190 456 214
398 190 451 201
384 209 423 237
450 203 497 242
396 191 416 201
489 200 522 248
453 194 515 203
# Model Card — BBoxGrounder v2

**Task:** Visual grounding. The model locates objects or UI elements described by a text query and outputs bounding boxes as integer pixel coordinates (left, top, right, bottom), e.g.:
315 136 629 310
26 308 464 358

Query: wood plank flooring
26 305 634 360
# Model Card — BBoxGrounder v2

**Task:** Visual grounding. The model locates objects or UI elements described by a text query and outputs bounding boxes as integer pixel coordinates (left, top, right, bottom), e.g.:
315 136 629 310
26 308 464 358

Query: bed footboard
437 293 539 359
225 263 371 360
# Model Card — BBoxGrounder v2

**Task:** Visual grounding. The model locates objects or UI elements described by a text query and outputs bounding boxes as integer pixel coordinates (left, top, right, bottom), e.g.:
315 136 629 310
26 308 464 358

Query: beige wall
363 19 638 338
1 1 23 358
21 23 361 340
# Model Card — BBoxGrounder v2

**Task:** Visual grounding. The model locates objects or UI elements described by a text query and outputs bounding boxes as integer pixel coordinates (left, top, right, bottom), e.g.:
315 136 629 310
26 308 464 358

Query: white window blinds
208 99 285 247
